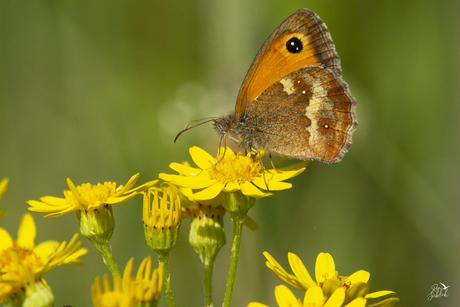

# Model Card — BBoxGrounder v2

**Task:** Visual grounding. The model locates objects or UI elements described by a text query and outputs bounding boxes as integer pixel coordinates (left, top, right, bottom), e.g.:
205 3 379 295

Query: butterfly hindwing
245 66 356 163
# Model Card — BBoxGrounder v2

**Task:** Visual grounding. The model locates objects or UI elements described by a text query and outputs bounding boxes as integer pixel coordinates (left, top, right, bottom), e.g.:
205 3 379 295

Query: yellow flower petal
275 285 301 307
168 163 202 176
27 201 71 213
41 207 77 218
240 181 267 197
348 270 370 284
112 173 139 196
126 179 158 194
247 303 270 307
288 252 315 289
36 196 68 206
225 181 241 192
105 192 138 204
254 179 292 191
123 258 134 285
345 297 366 307
252 167 305 190
365 290 396 299
275 160 311 172
33 241 60 258
190 146 216 170
0 177 8 200
44 234 88 268
264 252 304 290
66 178 89 207
324 287 345 307
17 213 36 249
265 168 305 182
159 173 217 189
303 285 323 305
189 182 225 201
315 253 336 283
0 228 13 250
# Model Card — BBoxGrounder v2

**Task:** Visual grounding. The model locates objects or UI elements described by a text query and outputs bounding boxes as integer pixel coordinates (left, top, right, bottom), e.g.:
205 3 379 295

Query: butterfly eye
286 37 303 53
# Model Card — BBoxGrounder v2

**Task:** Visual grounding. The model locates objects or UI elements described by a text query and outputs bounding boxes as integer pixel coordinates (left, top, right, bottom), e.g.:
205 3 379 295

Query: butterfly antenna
174 117 218 143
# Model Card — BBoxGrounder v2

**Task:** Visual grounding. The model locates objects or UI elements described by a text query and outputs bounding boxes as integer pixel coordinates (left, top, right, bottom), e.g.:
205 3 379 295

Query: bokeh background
1 1 459 306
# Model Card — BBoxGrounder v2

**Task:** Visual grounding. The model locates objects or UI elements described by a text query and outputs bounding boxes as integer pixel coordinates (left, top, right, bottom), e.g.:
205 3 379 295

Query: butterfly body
181 9 357 163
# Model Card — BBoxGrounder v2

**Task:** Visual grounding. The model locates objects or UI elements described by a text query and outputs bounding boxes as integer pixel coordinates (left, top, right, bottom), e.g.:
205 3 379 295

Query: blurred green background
1 1 459 306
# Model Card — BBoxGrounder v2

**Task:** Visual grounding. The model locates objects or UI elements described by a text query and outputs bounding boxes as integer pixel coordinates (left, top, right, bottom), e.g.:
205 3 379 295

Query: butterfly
176 9 357 164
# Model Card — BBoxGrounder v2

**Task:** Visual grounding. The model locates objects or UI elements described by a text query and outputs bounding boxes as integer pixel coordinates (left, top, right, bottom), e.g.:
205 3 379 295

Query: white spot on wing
280 78 295 95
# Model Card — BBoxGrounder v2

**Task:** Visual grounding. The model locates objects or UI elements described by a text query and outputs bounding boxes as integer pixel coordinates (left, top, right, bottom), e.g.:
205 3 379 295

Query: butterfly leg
250 147 270 190
216 137 228 165
269 153 282 173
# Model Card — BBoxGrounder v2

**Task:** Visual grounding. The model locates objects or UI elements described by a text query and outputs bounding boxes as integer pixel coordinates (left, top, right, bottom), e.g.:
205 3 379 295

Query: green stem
96 240 120 277
159 252 175 307
223 211 246 307
204 261 214 307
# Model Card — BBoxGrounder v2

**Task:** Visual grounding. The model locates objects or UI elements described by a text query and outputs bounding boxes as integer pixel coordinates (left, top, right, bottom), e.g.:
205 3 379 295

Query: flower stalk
204 261 214 307
223 209 246 307
222 191 254 307
94 240 120 278
158 252 175 307
187 204 226 307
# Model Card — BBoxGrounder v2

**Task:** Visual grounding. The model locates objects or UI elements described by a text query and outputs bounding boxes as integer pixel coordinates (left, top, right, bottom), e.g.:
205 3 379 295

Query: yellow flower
27 173 157 218
91 257 164 307
0 213 88 303
264 252 398 306
159 146 309 202
143 183 181 253
248 284 367 307
143 184 181 232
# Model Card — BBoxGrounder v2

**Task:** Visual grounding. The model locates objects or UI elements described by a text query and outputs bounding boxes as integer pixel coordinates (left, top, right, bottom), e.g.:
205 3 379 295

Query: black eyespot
286 37 303 53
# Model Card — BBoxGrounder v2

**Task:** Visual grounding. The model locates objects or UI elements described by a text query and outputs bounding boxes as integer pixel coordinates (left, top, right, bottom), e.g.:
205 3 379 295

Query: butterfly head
214 113 251 150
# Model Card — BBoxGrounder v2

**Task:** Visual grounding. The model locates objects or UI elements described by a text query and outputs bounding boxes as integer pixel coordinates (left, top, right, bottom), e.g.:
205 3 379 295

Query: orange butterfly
177 9 357 163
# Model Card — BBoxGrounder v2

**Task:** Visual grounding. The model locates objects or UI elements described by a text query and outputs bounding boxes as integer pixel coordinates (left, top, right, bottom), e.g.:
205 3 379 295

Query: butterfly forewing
235 9 341 118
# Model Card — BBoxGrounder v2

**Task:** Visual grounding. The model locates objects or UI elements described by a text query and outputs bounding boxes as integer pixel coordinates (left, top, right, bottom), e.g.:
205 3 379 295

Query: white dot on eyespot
324 124 330 129
302 90 306 95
